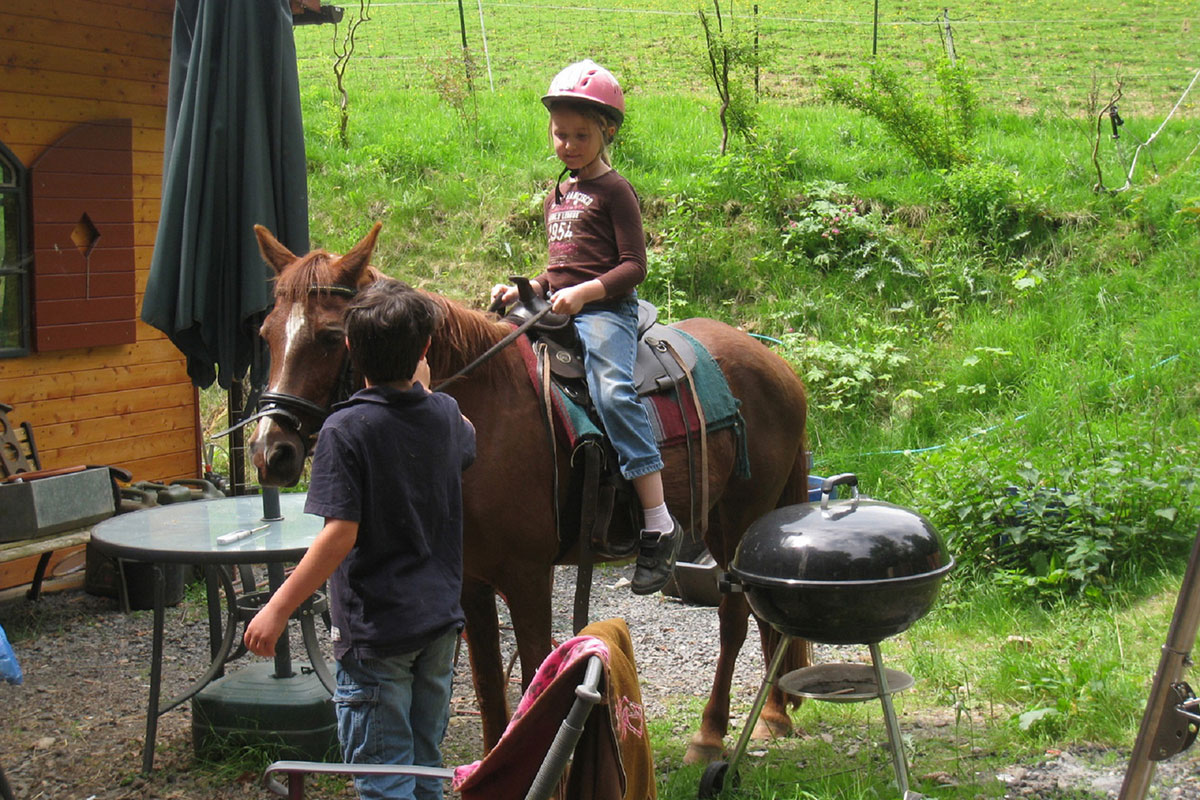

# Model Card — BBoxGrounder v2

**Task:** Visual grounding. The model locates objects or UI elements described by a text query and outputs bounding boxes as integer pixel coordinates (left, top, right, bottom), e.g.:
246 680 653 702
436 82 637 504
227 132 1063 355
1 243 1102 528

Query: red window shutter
30 119 136 352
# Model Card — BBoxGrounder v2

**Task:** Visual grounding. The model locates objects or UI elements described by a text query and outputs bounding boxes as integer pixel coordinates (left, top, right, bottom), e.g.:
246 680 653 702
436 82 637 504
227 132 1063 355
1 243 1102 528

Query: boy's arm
244 517 358 658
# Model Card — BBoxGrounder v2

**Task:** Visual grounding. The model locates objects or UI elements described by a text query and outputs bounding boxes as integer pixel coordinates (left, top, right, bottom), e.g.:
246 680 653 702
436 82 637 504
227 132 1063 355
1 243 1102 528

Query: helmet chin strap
554 164 580 204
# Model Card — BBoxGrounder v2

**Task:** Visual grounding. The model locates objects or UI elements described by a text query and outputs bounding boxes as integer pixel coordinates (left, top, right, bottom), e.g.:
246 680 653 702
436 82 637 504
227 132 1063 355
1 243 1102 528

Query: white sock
642 502 672 534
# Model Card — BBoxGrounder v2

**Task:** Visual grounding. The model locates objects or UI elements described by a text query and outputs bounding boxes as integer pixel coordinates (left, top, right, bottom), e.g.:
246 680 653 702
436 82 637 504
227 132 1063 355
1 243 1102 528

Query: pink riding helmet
541 60 626 127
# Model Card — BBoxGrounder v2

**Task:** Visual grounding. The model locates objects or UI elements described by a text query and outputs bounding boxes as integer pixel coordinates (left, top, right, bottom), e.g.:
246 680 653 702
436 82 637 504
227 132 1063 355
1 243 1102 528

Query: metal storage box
0 467 115 542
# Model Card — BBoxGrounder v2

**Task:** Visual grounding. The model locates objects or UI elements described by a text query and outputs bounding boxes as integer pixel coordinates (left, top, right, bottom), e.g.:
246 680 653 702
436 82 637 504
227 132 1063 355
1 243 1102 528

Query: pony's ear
334 221 383 286
254 225 298 275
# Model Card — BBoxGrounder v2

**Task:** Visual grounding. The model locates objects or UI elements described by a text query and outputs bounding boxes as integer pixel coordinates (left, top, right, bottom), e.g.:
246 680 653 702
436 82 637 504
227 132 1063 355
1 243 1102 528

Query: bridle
211 284 357 453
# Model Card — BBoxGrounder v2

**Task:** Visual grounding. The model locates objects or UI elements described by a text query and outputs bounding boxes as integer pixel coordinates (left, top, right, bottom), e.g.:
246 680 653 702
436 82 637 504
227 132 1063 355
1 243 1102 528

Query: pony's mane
274 257 512 379
426 293 515 380
272 249 384 302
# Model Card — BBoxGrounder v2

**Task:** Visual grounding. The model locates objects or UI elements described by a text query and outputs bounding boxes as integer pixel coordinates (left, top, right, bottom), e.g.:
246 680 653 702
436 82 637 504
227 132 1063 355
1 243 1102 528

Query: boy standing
245 280 476 800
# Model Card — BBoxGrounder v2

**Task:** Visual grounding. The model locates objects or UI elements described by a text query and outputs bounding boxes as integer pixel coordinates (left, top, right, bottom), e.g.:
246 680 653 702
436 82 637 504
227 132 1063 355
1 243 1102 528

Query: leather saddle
501 277 698 405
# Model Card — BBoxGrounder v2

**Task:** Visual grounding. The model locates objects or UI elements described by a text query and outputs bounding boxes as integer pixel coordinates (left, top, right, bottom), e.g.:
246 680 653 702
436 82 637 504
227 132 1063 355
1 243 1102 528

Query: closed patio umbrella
142 0 309 390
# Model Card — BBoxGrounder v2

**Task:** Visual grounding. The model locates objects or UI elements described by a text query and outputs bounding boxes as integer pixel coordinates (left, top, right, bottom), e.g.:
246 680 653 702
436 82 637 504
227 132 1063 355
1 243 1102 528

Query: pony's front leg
685 591 751 765
500 566 555 693
461 576 509 750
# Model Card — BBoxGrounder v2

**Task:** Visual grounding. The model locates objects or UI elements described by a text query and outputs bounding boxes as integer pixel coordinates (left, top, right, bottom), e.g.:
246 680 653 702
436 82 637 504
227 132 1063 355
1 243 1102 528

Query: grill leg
725 634 793 778
869 642 921 800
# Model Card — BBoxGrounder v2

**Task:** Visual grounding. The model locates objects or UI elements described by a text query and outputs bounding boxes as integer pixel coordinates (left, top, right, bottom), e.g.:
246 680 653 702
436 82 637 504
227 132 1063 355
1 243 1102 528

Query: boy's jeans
574 295 665 480
334 626 459 800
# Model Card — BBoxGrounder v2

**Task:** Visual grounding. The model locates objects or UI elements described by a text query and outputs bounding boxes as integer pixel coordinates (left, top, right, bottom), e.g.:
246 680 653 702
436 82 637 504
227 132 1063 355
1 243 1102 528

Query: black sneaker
631 518 683 596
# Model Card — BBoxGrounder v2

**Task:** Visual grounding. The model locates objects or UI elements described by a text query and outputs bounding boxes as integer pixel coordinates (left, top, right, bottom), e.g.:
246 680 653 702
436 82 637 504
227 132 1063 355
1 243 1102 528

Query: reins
431 304 553 392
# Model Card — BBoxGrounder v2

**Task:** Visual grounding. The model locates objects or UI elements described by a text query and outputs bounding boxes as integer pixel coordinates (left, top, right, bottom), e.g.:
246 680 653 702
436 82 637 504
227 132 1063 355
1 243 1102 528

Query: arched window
0 142 29 357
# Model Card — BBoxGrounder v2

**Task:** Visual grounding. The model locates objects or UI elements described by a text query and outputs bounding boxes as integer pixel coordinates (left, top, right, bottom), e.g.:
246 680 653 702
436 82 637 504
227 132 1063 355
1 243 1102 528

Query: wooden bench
0 529 92 601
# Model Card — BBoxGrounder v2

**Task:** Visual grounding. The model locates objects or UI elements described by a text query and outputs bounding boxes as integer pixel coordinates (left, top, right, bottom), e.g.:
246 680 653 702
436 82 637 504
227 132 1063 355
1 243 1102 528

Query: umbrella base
191 661 337 760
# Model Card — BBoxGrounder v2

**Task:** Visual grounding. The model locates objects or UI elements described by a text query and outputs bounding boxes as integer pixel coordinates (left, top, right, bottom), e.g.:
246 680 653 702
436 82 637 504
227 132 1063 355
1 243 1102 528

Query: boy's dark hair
345 280 443 384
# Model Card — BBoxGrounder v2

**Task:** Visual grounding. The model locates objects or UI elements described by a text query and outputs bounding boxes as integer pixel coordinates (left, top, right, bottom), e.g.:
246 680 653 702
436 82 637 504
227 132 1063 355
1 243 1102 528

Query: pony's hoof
684 740 725 766
751 713 793 741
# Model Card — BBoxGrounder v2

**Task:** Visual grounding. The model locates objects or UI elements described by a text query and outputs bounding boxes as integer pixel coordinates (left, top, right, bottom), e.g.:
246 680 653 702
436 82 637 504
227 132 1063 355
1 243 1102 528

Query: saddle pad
516 329 751 479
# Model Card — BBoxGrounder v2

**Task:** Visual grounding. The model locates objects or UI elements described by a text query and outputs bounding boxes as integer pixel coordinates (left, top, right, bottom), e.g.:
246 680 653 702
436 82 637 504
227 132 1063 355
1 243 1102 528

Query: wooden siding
0 1 200 485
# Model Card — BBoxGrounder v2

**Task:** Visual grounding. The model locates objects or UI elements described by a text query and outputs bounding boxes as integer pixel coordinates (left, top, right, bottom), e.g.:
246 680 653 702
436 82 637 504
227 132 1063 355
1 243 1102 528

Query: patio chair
264 617 655 800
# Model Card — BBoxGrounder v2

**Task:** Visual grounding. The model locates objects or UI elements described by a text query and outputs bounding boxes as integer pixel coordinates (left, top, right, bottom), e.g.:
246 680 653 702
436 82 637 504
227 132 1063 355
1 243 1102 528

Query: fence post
754 3 760 99
941 8 957 66
872 0 879 57
455 0 476 94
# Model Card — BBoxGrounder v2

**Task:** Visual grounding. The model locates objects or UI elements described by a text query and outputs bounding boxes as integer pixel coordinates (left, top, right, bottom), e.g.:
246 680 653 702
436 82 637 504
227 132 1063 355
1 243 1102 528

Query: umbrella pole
227 379 250 495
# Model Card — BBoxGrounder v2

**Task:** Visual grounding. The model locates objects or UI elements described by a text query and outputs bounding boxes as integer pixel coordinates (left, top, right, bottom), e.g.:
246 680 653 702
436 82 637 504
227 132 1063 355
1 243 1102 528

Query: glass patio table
89 491 330 773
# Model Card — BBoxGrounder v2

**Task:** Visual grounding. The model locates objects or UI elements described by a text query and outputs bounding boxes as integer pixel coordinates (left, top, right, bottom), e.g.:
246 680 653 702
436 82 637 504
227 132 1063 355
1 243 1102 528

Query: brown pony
248 222 811 764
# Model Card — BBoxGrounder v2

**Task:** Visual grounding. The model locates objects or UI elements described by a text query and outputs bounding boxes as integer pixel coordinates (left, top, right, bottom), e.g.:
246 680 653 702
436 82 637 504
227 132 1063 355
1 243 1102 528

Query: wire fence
294 1 1200 117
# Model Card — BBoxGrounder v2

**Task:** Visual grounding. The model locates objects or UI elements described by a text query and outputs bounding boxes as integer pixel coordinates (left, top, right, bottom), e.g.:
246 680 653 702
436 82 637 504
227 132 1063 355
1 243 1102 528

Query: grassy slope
278 7 1200 796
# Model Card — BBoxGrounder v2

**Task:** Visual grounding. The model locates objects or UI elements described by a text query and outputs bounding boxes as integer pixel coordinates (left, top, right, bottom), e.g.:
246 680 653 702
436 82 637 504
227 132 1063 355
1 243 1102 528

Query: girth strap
662 339 710 540
539 342 593 634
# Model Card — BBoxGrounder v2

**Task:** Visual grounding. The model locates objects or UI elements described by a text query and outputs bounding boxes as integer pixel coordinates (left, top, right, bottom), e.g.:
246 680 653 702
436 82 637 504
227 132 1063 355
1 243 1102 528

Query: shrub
779 180 907 280
941 160 1051 250
825 58 978 170
943 161 1018 236
900 427 1200 603
774 323 912 413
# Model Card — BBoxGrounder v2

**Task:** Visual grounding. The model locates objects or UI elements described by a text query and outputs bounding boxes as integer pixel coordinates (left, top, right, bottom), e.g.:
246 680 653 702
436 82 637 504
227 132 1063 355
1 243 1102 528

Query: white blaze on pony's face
282 302 308 365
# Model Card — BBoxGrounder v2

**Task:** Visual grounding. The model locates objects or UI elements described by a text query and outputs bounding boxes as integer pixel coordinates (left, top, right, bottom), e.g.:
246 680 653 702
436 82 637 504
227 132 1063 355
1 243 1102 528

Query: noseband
211 284 358 452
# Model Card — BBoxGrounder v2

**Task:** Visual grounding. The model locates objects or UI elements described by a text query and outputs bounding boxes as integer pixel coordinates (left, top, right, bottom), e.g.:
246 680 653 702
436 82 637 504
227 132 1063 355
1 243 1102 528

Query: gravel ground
2 563 1199 799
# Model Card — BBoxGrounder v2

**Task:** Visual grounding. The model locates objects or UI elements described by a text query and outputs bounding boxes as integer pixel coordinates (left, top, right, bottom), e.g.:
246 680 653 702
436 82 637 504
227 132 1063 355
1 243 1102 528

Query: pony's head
249 222 382 486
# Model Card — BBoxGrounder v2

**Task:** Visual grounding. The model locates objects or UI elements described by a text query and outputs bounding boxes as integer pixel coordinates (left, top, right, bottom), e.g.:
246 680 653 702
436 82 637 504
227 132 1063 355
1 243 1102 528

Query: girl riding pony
492 60 681 595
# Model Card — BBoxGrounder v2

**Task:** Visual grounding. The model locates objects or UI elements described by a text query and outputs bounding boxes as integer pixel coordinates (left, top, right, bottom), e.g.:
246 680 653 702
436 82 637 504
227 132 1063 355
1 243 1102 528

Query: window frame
0 141 30 359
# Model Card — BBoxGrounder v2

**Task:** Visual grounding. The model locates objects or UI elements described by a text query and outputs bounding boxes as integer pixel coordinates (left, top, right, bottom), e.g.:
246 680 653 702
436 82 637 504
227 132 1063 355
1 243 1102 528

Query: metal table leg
298 594 335 695
142 564 165 774
139 563 241 773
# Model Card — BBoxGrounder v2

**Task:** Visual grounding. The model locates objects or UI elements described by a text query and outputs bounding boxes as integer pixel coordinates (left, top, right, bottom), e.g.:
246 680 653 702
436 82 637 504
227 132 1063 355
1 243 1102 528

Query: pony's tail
766 626 813 709
775 442 811 510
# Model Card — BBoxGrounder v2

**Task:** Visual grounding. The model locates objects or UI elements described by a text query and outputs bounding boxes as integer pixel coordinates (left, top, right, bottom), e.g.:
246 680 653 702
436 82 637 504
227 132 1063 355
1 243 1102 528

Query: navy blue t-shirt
305 384 475 660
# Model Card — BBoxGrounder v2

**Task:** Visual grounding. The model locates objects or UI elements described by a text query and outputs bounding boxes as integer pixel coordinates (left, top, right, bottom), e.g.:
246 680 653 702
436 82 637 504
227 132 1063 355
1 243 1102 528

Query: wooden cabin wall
0 1 201 484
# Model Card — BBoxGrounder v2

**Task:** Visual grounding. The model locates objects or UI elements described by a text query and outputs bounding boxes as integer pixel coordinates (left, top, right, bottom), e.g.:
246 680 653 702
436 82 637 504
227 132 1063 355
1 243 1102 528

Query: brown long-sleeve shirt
533 169 647 300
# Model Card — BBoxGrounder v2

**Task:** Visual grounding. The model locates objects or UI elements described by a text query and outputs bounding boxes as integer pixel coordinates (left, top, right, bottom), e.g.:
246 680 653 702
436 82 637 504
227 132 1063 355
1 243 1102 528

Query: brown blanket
571 617 656 800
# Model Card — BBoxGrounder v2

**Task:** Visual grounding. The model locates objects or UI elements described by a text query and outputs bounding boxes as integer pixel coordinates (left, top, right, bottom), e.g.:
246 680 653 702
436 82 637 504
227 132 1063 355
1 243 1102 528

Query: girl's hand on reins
490 283 519 306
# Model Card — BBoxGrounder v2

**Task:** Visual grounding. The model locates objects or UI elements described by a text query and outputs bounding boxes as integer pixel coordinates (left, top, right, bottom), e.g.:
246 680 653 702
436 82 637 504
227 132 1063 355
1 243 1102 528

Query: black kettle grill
700 474 953 800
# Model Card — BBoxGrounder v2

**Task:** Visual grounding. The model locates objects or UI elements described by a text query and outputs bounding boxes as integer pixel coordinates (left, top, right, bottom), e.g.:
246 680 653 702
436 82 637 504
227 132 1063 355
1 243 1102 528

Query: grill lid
730 474 953 589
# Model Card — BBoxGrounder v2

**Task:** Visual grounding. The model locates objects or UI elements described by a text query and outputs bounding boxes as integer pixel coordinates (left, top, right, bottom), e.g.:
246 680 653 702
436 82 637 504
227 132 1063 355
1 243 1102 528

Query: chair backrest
262 654 606 800
0 403 40 478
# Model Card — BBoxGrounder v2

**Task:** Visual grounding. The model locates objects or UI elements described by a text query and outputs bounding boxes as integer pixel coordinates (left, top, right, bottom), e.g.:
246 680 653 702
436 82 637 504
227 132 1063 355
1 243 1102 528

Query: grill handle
820 473 860 514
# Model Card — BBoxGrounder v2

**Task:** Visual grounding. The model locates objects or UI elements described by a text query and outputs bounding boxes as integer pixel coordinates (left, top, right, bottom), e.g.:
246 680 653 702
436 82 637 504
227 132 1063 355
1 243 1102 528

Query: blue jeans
574 296 665 480
334 626 459 800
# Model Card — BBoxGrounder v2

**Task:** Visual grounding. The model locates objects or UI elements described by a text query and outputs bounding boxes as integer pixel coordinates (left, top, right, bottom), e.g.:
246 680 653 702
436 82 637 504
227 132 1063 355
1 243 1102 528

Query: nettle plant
902 429 1200 603
780 181 907 280
775 323 912 413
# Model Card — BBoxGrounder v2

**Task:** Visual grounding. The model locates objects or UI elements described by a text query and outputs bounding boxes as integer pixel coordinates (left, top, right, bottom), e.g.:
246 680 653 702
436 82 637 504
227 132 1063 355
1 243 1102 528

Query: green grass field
194 7 1200 797
296 0 1199 114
